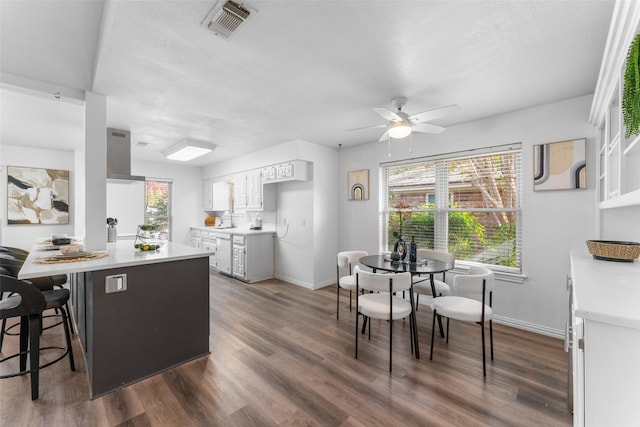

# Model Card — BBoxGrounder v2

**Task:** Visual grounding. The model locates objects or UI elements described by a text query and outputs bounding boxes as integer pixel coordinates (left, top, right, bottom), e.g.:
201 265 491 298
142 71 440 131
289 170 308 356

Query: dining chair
430 266 494 376
0 274 76 400
354 266 417 372
336 251 368 319
413 249 454 306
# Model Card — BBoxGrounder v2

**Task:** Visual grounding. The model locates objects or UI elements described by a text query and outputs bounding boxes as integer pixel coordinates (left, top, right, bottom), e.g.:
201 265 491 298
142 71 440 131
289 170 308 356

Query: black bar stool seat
0 275 76 400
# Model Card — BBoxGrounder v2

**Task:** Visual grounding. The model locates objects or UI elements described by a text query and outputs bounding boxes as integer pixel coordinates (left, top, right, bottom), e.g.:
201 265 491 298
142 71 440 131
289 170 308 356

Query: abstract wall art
348 169 369 200
533 138 586 191
7 166 70 224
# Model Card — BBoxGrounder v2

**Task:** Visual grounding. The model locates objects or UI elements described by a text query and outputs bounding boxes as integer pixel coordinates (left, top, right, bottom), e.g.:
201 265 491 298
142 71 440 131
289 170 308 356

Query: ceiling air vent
201 0 254 40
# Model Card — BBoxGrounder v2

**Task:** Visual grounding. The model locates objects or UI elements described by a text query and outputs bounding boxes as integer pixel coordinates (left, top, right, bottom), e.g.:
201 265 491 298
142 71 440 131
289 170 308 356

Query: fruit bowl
134 241 164 251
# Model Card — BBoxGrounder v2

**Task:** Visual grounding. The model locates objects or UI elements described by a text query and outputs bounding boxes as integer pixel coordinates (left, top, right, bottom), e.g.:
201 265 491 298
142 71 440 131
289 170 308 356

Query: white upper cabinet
246 169 263 211
204 179 231 211
211 181 230 211
203 179 213 210
232 173 247 213
262 160 309 184
590 1 640 209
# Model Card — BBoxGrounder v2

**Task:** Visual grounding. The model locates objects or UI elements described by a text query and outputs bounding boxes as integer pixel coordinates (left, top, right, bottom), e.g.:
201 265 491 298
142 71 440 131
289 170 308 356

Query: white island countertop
18 240 214 280
570 249 640 330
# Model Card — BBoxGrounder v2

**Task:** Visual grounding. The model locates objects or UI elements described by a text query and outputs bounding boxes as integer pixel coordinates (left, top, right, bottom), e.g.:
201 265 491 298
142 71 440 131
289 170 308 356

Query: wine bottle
409 236 417 262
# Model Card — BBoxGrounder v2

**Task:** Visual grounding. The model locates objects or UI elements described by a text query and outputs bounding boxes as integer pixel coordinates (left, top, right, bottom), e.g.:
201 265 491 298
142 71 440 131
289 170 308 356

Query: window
380 144 522 273
145 179 172 240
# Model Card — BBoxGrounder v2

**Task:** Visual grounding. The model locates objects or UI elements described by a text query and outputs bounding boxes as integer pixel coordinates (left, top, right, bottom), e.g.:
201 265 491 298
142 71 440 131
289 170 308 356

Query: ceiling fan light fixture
388 122 412 139
163 139 216 161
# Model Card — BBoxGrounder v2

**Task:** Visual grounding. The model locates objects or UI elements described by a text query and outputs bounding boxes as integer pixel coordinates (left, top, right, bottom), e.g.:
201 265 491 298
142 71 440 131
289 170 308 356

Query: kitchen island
19 241 213 398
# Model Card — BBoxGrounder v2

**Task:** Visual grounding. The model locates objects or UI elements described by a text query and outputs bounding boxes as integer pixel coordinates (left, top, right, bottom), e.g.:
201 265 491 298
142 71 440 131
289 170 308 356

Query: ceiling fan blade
345 124 388 131
378 130 390 142
412 122 446 134
409 104 460 123
373 107 402 122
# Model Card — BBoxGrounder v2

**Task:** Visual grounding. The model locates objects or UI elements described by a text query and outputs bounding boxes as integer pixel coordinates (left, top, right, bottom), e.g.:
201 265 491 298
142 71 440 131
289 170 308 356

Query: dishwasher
214 232 232 275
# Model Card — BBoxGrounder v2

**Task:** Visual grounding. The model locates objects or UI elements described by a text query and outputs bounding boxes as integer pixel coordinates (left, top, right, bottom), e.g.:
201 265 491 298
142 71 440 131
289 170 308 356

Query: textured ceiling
0 0 615 165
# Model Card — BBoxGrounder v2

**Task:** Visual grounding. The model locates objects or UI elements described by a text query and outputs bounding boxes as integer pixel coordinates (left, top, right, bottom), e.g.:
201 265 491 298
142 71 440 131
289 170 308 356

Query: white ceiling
0 0 614 166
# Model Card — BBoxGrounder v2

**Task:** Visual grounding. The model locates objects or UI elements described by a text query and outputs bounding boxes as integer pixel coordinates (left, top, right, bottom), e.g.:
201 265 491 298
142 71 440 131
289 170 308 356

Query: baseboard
415 295 564 339
273 274 316 290
492 315 564 339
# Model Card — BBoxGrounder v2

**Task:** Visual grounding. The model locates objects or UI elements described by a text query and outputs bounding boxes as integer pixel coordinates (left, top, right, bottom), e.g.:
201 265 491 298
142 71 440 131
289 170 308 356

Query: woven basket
586 240 640 261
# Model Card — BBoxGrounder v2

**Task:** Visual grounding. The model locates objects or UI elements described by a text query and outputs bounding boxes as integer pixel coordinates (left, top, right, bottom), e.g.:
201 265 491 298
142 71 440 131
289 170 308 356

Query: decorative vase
107 226 117 242
392 237 407 261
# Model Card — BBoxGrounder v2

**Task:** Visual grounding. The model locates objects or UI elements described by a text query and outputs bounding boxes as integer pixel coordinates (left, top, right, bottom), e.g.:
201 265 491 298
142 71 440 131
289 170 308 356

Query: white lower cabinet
570 250 640 426
201 231 216 270
232 233 274 283
232 236 245 278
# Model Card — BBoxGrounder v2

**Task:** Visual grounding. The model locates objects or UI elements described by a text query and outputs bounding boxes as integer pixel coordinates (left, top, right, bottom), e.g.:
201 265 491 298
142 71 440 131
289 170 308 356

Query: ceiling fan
348 97 460 154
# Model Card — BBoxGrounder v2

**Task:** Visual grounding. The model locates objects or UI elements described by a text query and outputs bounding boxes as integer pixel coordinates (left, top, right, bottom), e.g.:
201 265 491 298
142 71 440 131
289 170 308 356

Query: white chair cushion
339 274 357 291
413 278 450 296
432 296 492 322
358 293 412 320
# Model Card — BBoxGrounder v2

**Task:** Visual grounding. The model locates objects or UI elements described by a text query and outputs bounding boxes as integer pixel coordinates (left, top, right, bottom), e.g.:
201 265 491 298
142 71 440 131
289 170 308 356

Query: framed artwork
533 138 586 191
7 166 70 224
348 169 369 200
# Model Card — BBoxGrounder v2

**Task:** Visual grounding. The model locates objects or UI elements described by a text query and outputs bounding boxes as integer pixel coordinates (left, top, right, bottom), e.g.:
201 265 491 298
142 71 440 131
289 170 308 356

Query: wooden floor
0 271 572 426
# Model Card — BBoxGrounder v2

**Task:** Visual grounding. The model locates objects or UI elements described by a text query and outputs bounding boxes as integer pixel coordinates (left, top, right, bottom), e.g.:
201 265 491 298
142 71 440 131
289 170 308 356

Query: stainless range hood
107 128 145 183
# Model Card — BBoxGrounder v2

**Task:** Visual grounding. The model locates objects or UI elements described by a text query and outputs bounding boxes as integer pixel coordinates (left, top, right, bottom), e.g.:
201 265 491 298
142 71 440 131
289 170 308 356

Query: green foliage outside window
388 204 517 267
146 181 170 239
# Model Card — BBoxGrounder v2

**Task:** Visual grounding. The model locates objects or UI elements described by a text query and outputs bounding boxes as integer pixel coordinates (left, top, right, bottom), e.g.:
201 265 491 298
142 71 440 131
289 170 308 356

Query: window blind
380 145 522 272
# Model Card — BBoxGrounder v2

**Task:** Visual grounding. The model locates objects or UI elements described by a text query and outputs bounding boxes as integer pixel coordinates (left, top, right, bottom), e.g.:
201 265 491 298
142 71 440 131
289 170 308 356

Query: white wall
337 95 597 336
106 180 145 237
1 144 75 250
600 206 640 241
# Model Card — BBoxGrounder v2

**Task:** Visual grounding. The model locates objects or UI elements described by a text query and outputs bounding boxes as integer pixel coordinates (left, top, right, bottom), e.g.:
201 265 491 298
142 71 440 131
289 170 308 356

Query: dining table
359 254 454 340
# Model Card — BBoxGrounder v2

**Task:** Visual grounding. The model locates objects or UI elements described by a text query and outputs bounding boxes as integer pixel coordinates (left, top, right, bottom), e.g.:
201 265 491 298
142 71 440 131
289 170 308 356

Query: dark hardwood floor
0 271 572 426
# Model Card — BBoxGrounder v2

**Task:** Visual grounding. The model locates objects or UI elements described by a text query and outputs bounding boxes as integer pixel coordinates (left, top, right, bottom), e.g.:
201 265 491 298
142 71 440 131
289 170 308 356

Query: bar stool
0 274 75 400
0 254 72 352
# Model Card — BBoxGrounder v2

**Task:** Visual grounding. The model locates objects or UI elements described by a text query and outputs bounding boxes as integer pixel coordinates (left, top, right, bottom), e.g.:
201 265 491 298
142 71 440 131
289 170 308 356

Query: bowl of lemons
134 242 163 251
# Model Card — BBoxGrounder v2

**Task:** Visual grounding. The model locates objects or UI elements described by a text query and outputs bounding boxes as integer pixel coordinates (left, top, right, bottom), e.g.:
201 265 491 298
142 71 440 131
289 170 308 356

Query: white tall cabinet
590 1 640 211
577 3 640 425
569 250 640 426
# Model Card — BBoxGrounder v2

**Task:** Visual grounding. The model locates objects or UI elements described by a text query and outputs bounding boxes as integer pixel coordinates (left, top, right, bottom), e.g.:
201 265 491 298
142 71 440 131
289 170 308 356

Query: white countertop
18 240 214 280
190 226 276 236
570 249 640 330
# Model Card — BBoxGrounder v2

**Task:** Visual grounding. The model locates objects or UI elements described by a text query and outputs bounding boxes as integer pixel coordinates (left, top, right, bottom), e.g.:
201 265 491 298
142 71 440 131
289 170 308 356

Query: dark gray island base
70 256 210 398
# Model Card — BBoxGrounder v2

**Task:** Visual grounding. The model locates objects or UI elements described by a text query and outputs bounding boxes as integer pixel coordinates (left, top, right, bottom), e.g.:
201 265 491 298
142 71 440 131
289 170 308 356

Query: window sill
451 263 526 284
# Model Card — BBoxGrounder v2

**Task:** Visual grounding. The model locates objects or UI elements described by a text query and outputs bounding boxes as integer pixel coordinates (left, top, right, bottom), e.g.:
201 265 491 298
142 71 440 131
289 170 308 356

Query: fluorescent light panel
163 139 216 161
